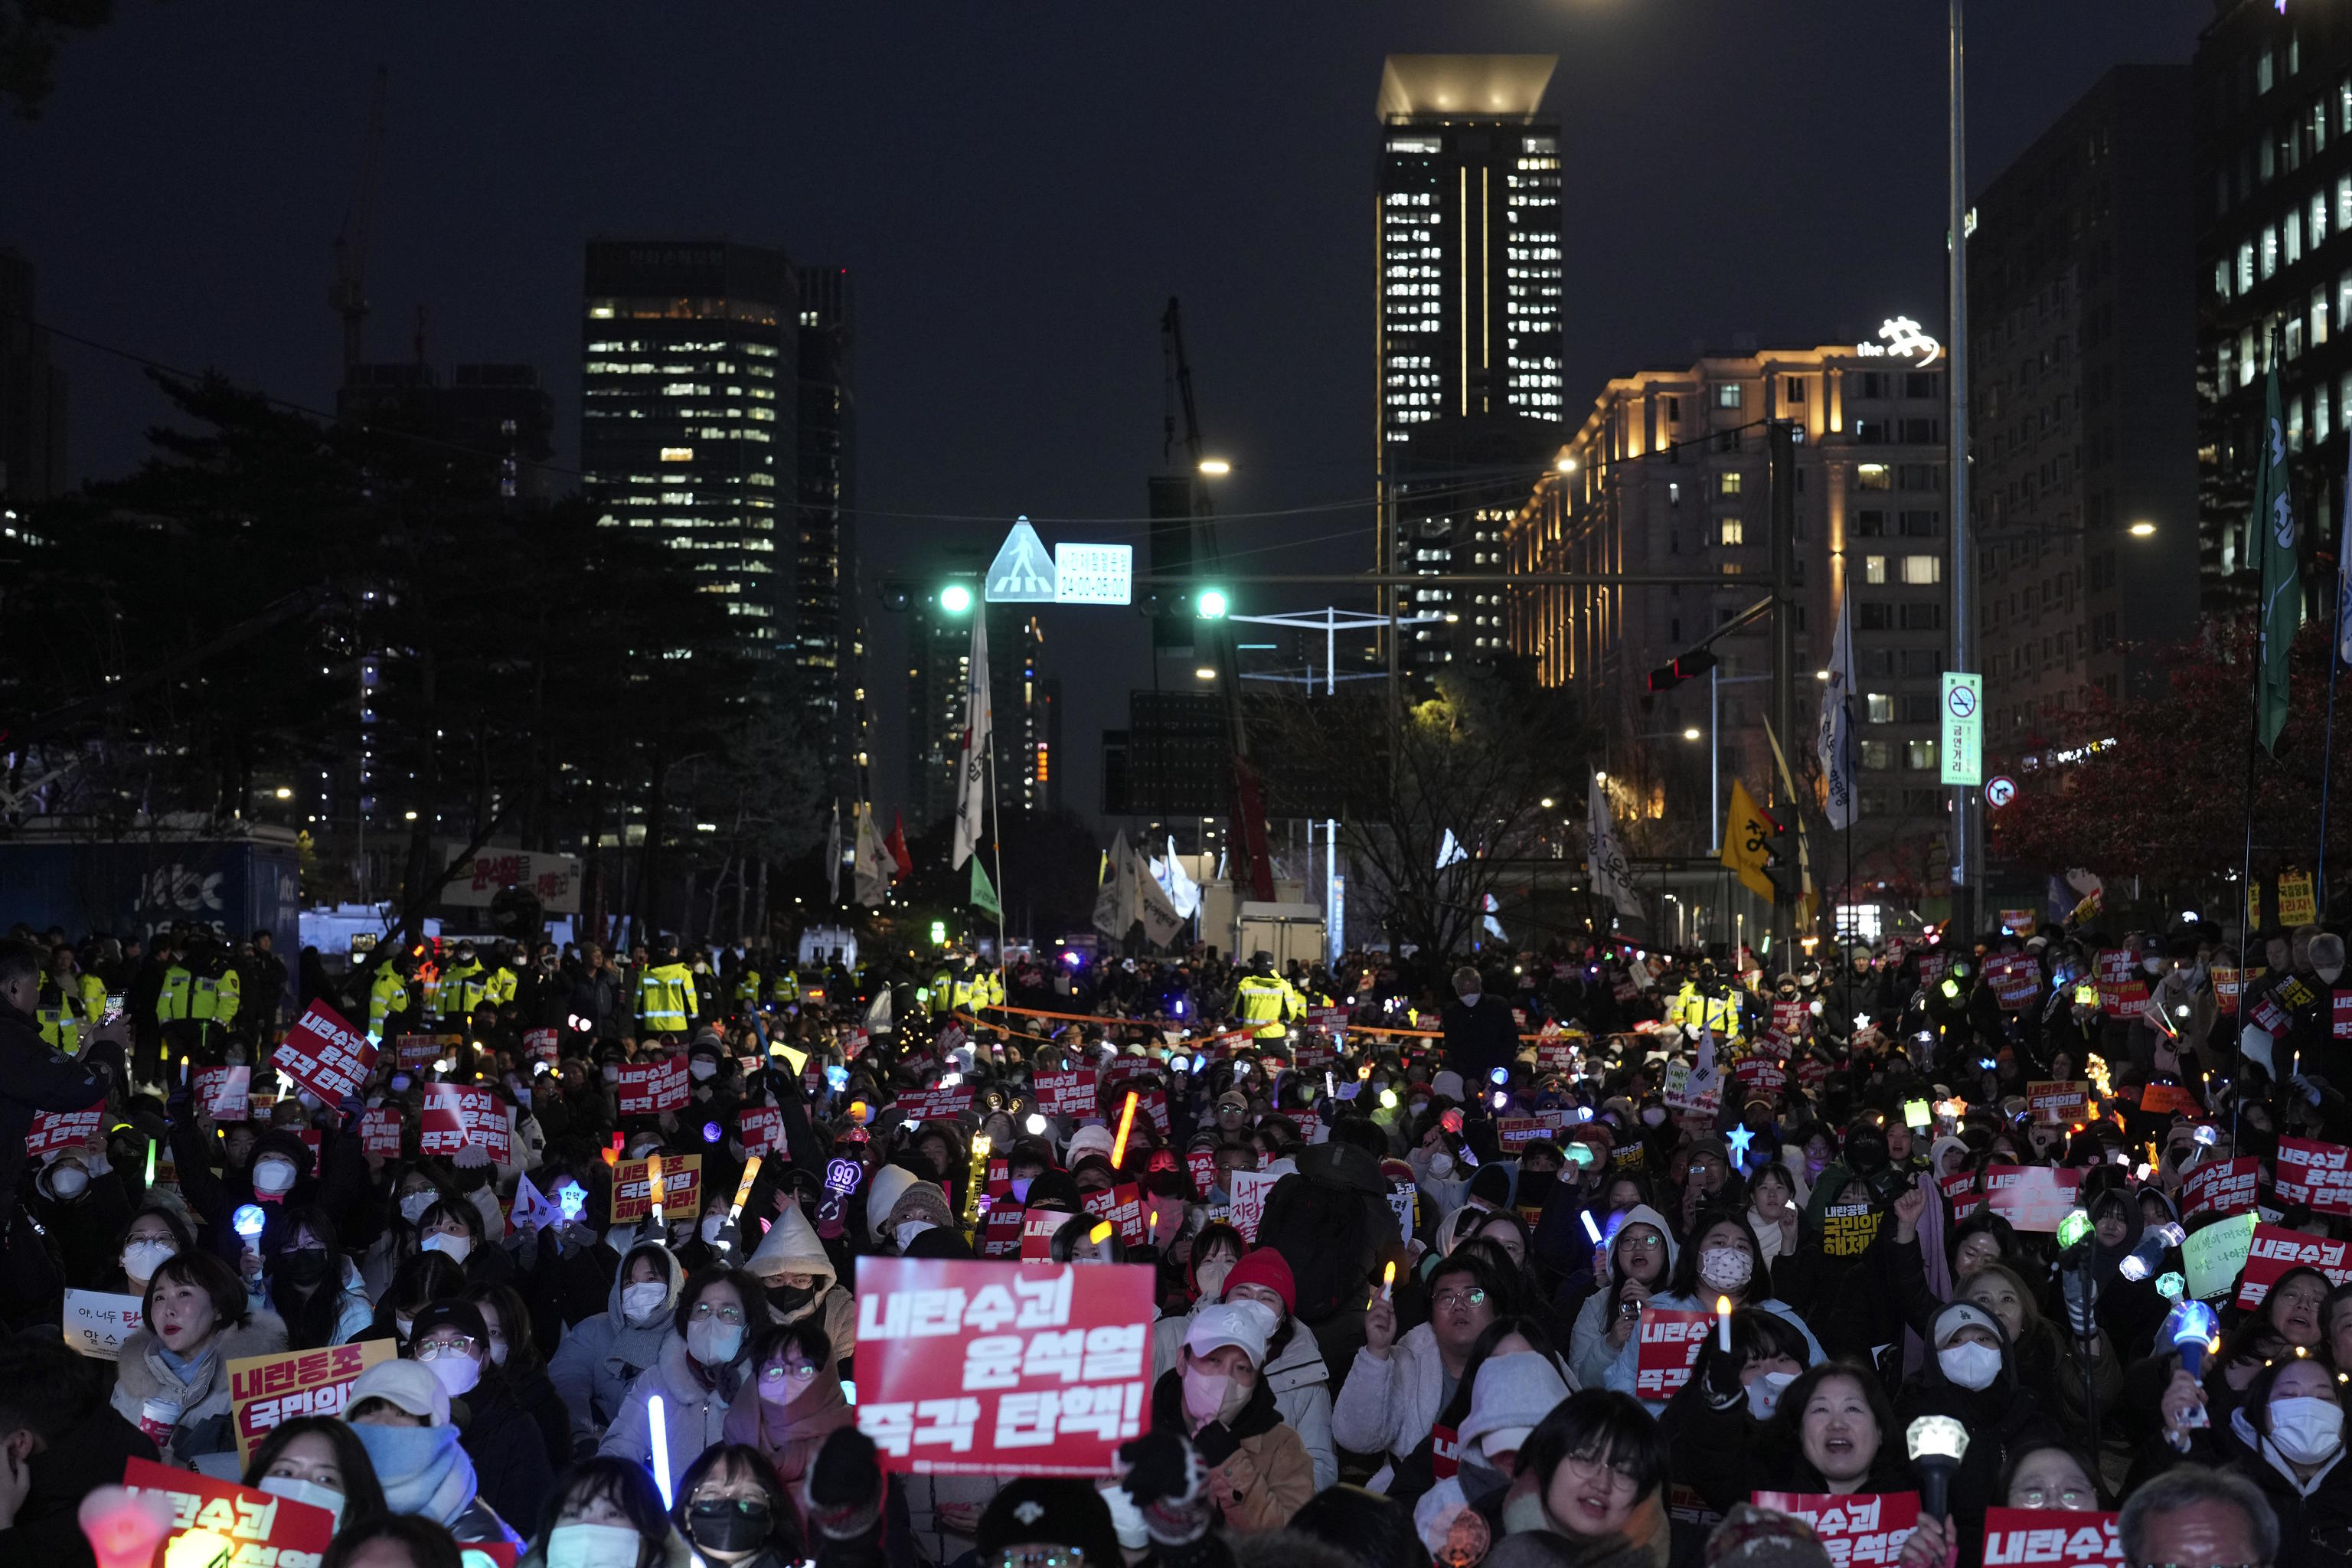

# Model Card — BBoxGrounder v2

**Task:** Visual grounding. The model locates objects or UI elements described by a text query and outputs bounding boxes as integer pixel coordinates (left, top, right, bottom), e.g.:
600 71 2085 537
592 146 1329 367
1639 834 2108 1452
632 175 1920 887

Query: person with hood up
1413 1349 1572 1554
1148 1248 1338 1491
1568 1205 1676 1391
343 1357 519 1545
863 1160 948 1253
1151 1299 1315 1530
1601 1210 1823 1413
2081 1180 2171 1358
547 1243 685 1451
110 1249 288 1474
601 1266 773 1470
1893 1301 2047 1566
742 1197 856 1373
722 1318 856 1489
1335 1250 1508 1492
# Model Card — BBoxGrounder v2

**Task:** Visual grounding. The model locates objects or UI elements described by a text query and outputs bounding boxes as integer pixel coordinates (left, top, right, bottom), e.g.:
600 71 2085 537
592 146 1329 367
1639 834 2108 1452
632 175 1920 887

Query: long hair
263 1206 350 1351
671 1443 808 1565
466 1281 544 1377
245 1415 390 1532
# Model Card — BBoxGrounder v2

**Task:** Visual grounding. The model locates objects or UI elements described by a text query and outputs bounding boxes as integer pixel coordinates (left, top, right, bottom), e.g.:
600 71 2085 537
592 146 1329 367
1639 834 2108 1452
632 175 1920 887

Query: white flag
1816 589 1859 830
1093 830 1138 939
853 804 892 907
952 613 992 869
1586 775 1644 920
1136 841 1185 947
1161 836 1201 920
825 800 842 906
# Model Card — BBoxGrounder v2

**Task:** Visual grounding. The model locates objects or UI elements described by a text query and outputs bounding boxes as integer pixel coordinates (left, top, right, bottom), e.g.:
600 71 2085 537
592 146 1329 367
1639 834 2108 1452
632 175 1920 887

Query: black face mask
278 1248 332 1287
688 1498 771 1554
766 1280 818 1317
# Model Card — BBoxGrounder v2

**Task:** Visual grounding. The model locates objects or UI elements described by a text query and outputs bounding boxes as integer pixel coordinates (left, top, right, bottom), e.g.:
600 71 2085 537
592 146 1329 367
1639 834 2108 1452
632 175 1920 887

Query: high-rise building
338 361 557 502
1505 338 1954 899
794 266 863 802
905 560 1047 827
2192 4 2351 609
583 240 798 655
0 247 67 503
1377 56 1566 678
1968 65 2197 764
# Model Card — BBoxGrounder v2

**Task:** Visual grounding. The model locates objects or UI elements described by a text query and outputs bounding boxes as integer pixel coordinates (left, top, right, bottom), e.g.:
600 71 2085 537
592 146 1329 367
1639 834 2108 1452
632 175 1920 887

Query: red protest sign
740 1106 784 1158
1536 1036 1577 1075
2213 967 2243 1014
2026 1081 2089 1126
611 1153 703 1223
2237 1224 2352 1308
1080 1181 1145 1245
2138 1083 2203 1117
1735 1059 1788 1099
852 1256 1152 1476
25 1096 104 1158
1226 1168 1278 1243
1034 1070 1096 1119
616 1055 689 1115
897 1084 977 1122
1771 999 1806 1040
1494 1116 1547 1151
1796 1057 1829 1093
2277 1138 2352 1216
524 1027 560 1064
1634 1308 1710 1400
1981 1509 2122 1568
227 1338 397 1462
1983 1165 2085 1233
359 1106 403 1159
1941 1170 1983 1222
1019 1207 1072 1261
2095 949 2147 1018
2334 992 2352 1040
1184 1149 1218 1199
2183 1156 2260 1220
273 1001 377 1110
1749 1491 1919 1566
394 1034 455 1071
419 1083 511 1162
197 1065 251 1122
980 1204 1024 1258
1986 954 2040 1010
122 1454 338 1560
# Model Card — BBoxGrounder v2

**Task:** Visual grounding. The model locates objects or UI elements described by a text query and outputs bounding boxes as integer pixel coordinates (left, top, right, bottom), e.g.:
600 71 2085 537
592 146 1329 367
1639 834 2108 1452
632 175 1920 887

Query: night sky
4 0 2211 831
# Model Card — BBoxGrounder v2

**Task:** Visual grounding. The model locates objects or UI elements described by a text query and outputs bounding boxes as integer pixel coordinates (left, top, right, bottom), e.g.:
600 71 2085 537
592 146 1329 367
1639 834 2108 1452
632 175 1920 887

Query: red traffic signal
1645 649 1719 694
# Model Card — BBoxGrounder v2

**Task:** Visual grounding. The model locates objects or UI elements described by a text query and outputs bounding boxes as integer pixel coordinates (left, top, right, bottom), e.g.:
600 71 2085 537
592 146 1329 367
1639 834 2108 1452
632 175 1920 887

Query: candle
178 1055 188 1086
1112 1090 1138 1167
648 1158 666 1226
1381 1260 1396 1302
1717 1294 1733 1352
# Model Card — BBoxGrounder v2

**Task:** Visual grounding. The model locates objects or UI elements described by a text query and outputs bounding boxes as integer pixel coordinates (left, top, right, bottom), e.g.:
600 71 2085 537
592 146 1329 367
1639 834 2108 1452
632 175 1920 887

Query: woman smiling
110 1250 288 1472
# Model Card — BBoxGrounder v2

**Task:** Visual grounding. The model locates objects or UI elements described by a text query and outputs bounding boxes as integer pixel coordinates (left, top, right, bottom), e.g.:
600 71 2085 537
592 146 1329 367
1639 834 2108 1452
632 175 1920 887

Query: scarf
352 1422 477 1528
724 1374 853 1480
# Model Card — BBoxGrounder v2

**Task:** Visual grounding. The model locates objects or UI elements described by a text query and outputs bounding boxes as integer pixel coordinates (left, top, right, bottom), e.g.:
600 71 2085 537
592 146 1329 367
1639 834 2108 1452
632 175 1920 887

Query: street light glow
1539 797 1554 809
1595 771 1608 783
1194 666 1217 681
1195 587 1230 619
274 786 292 799
939 583 974 614
1198 459 1232 475
1555 456 1576 473
2128 521 2156 537
1683 727 1702 740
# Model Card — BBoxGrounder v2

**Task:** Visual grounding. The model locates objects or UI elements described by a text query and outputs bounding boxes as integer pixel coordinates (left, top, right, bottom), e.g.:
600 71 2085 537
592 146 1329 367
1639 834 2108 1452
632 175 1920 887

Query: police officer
634 936 697 1038
1231 951 1300 1042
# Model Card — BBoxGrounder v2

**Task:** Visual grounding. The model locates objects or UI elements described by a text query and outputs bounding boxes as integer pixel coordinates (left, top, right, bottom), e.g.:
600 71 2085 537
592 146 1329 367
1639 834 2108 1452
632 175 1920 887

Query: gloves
1119 1430 1211 1547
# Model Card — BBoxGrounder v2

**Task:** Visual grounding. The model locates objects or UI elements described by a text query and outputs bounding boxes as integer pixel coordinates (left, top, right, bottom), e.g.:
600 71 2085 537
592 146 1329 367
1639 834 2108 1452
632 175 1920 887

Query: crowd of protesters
0 910 2339 1568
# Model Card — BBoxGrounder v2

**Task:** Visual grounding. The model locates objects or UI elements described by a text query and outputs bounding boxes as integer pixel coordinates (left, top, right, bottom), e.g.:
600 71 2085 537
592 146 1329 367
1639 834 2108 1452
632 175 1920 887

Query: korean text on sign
197 1065 251 1122
1033 1070 1096 1119
2236 1224 2352 1308
897 1084 977 1122
616 1056 689 1115
228 1338 395 1462
2025 1081 2089 1126
1749 1491 1919 1568
419 1083 512 1162
611 1153 704 1223
854 1256 1152 1477
122 1456 337 1563
1982 1165 2084 1234
359 1106 403 1159
394 1034 455 1071
1981 1508 2122 1568
2182 1156 2261 1220
25 1096 103 1158
2277 1138 2352 1216
1633 1308 1710 1399
738 1106 784 1158
272 1000 378 1110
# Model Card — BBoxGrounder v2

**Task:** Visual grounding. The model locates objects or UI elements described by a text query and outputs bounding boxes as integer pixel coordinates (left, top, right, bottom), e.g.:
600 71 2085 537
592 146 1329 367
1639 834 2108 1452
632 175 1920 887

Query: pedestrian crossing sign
985 516 1057 603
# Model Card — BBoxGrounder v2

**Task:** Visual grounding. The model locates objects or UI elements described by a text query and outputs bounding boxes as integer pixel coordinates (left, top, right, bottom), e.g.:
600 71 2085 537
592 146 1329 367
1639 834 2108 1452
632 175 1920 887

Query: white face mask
421 1233 472 1265
545 1523 647 1568
621 1280 668 1325
50 1165 88 1199
2141 957 2164 976
1938 1341 2003 1391
699 1214 726 1245
894 1220 933 1252
425 1350 481 1399
1459 992 1482 1008
1641 1106 1668 1128
687 1318 743 1367
1698 1247 1753 1294
122 1240 174 1284
395 1315 415 1340
1428 1152 1455 1180
2269 1396 2347 1464
488 1339 509 1365
1746 1370 1798 1420
689 1059 717 1081
398 1191 436 1226
253 1158 298 1195
258 1475 346 1528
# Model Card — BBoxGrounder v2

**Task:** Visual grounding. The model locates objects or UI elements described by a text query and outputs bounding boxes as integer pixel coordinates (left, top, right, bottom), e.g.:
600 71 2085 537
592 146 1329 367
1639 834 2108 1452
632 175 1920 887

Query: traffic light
939 583 975 614
1758 805 1800 906
1195 586 1230 619
1645 649 1717 694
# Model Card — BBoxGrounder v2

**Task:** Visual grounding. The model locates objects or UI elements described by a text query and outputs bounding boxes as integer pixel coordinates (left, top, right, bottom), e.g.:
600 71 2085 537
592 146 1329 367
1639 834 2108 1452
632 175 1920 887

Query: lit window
1905 740 1939 771
659 447 694 462
1865 693 1893 723
1715 384 1742 410
1719 472 1743 498
1901 554 1942 585
1864 555 1888 584
1857 464 1891 492
1718 518 1746 546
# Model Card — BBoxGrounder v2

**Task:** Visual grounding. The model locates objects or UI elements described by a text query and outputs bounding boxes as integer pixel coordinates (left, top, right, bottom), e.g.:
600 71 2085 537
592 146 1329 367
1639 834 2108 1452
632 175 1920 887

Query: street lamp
1198 459 1232 476
1555 456 1577 474
1195 587 1230 619
2128 521 2157 538
1682 727 1702 741
1539 798 1554 809
1595 771 1608 784
1194 666 1217 681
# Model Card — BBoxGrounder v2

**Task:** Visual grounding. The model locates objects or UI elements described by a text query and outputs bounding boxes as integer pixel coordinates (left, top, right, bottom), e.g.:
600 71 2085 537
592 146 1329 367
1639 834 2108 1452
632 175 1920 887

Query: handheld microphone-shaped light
2167 1298 2221 1380
1906 1414 1970 1521
78 1485 173 1568
232 1204 266 1243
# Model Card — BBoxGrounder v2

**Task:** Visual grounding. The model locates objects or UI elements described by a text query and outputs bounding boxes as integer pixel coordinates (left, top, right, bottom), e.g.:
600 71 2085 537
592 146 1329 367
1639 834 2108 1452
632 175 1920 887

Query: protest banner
2184 1213 2257 1302
610 1153 704 1224
197 1065 251 1122
2213 967 2243 1015
1018 1207 1069 1262
1080 1182 1145 1246
1184 1149 1219 1199
1633 1308 1710 1400
2094 949 2148 1018
25 1095 105 1158
739 1106 784 1158
1818 1194 1884 1256
2026 1081 2089 1126
1796 1057 1830 1093
2183 1157 2261 1220
980 1204 1024 1258
1389 1178 1417 1245
2000 909 2038 936
2282 869 2318 926
2237 1223 2352 1308
1983 1166 2085 1233
122 1455 338 1563
1735 1059 1788 1098
1661 1060 1720 1119
523 1027 560 1064
271 1001 377 1110
2275 1138 2352 1217
1537 1035 1578 1075
1940 1171 1982 1223
419 1083 512 1162
394 1034 455 1071
63 1289 142 1360
1749 1491 1919 1568
853 1257 1152 1476
615 1055 690 1115
1033 1070 1096 1119
1227 1168 1279 1243
2138 1083 2204 1117
1770 999 1806 1040
1981 1508 2122 1568
1986 954 2040 1010
1494 1117 1549 1152
897 1084 978 1123
359 1106 403 1159
228 1338 396 1462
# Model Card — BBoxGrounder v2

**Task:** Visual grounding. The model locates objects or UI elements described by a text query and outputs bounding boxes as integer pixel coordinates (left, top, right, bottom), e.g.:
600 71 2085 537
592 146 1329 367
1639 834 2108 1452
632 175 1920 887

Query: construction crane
1161 298 1276 903
328 67 389 384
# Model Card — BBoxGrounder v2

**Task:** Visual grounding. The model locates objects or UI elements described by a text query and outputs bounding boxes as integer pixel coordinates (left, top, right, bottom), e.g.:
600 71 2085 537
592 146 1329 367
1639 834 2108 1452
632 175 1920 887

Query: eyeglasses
1563 1449 1642 1488
2014 1486 2096 1509
2275 1289 2328 1312
689 1302 746 1326
986 1552 1087 1568
414 1336 477 1361
761 1362 821 1384
1432 1288 1488 1312
1620 1236 1665 1251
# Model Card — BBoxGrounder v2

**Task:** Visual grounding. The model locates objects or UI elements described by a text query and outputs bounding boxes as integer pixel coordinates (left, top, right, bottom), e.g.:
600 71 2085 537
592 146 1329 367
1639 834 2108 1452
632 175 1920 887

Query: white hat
1461 1352 1569 1458
1432 1070 1466 1102
1066 1125 1116 1166
348 1358 449 1426
1184 1300 1278 1367
866 1164 919 1240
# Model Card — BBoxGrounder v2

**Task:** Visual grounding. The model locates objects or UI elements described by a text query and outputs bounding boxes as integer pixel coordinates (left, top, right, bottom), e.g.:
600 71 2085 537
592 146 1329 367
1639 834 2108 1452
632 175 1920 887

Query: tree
1 0 112 119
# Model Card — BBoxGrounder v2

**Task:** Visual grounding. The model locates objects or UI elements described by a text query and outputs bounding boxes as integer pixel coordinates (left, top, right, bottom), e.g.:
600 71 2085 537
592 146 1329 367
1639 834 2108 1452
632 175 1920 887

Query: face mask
2323 962 2347 987
426 1350 481 1399
687 1318 744 1367
2269 1396 2347 1464
2141 957 2164 976
1746 1370 1798 1420
1429 1152 1455 1179
688 1499 772 1555
279 1247 331 1286
600 1063 621 1085
49 1165 87 1199
699 1214 725 1245
1805 1156 1828 1179
1008 1177 1034 1204
1194 1258 1234 1301
258 1475 345 1529
1641 1107 1667 1127
1698 1247 1754 1293
894 1220 933 1252
395 1315 415 1340
399 1191 436 1226
122 1240 175 1284
545 1523 648 1568
690 1059 717 1081
622 1281 668 1325
421 1233 472 1265
1459 991 1481 1007
1182 1366 1239 1425
253 1158 298 1195
1938 1341 2003 1391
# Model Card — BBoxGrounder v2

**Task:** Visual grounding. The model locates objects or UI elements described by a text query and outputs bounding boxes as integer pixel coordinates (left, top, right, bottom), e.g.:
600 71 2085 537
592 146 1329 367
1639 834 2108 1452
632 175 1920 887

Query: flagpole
2321 551 2342 920
987 722 1008 993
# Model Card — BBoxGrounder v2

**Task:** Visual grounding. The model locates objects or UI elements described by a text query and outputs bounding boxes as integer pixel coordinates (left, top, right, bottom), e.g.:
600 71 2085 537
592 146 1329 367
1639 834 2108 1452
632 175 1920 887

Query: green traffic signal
1196 586 1230 619
939 583 974 614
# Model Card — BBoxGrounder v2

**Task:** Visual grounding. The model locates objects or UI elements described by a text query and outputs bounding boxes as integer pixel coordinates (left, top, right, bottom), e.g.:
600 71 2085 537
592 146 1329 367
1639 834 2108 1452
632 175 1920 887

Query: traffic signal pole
1769 420 1798 961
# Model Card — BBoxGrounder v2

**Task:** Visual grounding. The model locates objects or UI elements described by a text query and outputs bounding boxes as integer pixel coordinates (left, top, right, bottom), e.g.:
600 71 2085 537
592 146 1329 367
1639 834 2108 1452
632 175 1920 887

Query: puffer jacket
744 1200 857 1367
599 1334 749 1469
1152 1306 1337 1491
1150 1365 1314 1532
1331 1320 1447 1494
546 1246 684 1444
109 1312 289 1470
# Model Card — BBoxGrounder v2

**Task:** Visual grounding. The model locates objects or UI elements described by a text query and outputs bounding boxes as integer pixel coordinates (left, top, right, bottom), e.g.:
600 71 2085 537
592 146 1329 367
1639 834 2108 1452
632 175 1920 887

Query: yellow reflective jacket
636 962 697 1036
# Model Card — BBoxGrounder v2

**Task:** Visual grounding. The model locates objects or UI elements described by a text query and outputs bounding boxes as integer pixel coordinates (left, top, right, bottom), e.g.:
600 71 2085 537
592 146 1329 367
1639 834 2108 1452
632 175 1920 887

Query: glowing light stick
1582 1210 1604 1246
1906 1415 1969 1520
646 1392 674 1508
233 1204 266 1243
1381 1260 1396 1302
1089 1220 1113 1246
1112 1091 1138 1166
78 1488 174 1568
730 1156 763 1223
1717 1294 1733 1351
143 1139 155 1189
2168 1299 2221 1380
647 1158 666 1227
178 1055 188 1086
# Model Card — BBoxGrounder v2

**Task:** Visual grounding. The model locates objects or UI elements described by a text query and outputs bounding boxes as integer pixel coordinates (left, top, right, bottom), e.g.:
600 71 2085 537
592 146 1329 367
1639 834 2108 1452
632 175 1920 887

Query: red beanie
1223 1248 1295 1314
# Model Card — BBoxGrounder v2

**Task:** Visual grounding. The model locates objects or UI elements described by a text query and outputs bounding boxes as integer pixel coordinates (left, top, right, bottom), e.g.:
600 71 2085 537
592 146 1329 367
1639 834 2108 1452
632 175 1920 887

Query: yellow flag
1720 779 1777 902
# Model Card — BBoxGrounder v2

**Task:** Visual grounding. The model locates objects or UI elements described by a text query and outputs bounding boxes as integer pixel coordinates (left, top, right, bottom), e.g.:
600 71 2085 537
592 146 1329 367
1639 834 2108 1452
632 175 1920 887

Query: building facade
338 361 557 503
905 564 1047 828
1504 339 1955 897
1968 64 2198 766
794 265 864 802
0 247 67 504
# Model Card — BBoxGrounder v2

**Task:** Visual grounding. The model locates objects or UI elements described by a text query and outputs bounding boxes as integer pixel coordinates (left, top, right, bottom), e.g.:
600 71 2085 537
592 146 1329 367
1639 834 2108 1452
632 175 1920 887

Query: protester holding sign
109 1250 289 1471
1601 1212 1822 1412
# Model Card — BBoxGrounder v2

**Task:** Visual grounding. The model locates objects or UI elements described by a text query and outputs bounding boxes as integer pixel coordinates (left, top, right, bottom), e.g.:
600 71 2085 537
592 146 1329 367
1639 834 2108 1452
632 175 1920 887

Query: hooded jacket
746 1200 857 1367
2223 1403 2352 1568
546 1246 684 1442
600 1327 752 1469
1672 1380 1917 1518
109 1311 289 1470
1568 1204 1679 1390
1894 1315 2045 1562
0 1387 159 1568
1150 1363 1315 1531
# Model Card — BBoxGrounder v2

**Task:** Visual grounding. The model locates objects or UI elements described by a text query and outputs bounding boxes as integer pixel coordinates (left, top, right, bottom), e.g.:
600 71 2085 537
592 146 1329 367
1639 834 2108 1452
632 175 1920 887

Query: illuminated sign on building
1854 317 1942 367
